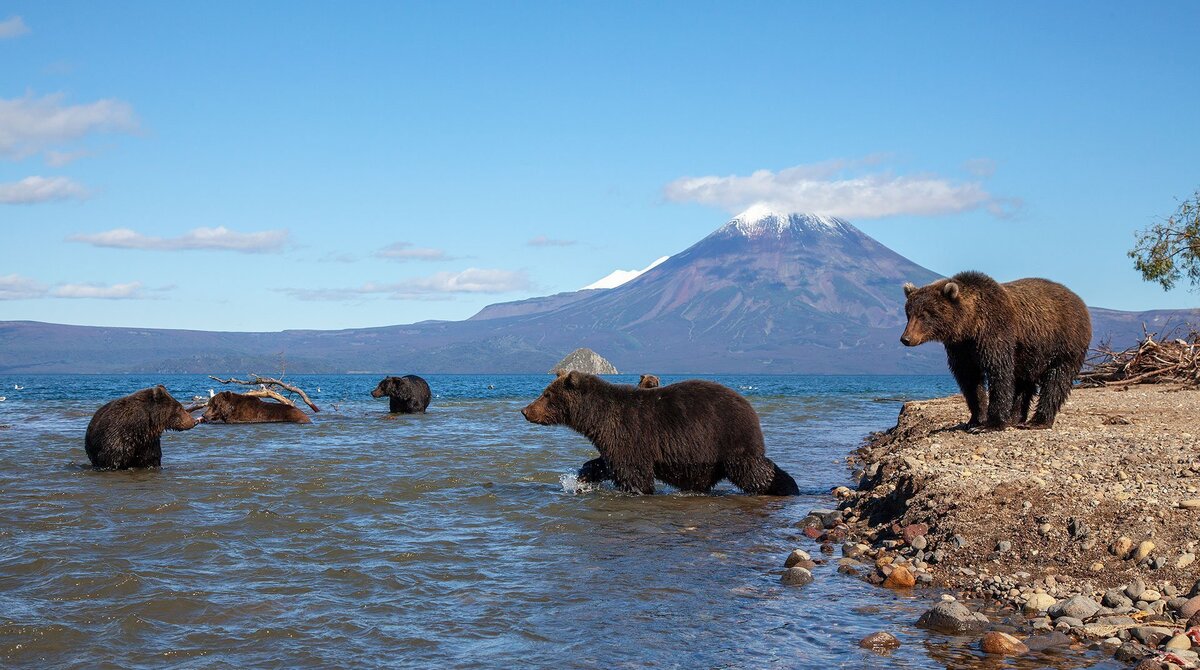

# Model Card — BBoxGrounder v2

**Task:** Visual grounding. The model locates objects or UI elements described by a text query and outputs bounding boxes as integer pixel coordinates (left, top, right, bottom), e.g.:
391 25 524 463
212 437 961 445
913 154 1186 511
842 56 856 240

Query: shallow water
0 375 1120 668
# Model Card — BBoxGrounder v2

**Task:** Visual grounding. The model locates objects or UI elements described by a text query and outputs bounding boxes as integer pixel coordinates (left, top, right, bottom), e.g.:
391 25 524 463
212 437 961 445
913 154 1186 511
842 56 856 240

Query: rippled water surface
0 374 1119 668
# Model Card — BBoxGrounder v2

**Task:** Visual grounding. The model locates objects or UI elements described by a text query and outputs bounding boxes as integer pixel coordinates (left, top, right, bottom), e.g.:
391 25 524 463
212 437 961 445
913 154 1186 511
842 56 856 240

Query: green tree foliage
1130 189 1200 291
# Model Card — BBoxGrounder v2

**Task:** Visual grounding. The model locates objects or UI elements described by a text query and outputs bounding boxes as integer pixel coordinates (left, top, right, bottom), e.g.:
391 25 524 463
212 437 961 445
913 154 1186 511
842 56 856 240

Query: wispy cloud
45 149 92 167
0 16 29 39
663 157 1015 219
0 93 139 160
50 281 144 300
375 242 454 261
0 176 88 204
0 274 45 300
282 268 531 301
527 235 576 247
68 226 290 253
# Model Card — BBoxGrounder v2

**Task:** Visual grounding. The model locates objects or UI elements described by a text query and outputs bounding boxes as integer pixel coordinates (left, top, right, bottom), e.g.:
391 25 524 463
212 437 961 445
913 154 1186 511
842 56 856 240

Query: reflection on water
0 375 1117 668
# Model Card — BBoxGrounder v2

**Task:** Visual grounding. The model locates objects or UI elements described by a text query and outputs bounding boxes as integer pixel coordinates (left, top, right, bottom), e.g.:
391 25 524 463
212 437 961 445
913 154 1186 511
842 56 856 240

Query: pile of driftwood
1079 329 1200 388
185 375 321 412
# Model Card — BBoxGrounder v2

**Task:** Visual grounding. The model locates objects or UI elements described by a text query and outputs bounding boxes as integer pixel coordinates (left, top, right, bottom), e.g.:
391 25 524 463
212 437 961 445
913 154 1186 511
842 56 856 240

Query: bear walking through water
901 271 1091 431
84 385 198 469
521 371 799 495
371 375 432 413
201 391 311 424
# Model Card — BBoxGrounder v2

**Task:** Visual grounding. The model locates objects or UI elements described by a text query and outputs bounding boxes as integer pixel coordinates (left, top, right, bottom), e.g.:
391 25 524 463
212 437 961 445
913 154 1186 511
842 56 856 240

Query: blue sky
1 2 1198 331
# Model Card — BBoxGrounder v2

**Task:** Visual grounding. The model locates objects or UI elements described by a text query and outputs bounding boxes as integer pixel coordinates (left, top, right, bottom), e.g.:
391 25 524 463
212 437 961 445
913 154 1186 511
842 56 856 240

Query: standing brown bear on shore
84 385 198 469
901 271 1091 431
201 391 311 424
522 371 799 495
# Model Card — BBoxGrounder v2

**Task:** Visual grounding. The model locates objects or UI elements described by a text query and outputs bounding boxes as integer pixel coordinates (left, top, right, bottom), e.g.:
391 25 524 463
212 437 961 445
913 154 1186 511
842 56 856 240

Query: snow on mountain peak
581 255 670 290
723 205 847 237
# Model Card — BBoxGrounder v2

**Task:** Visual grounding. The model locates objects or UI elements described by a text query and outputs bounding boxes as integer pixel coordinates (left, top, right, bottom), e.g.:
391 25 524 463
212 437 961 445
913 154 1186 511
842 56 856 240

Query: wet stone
858 631 901 652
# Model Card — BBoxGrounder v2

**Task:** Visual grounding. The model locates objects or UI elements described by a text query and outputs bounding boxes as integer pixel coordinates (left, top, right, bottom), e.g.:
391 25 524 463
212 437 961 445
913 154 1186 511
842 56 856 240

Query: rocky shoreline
790 385 1200 668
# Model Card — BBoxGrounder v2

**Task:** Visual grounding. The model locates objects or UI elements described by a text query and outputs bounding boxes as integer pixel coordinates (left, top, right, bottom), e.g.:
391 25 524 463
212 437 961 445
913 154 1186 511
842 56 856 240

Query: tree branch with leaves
1130 189 1200 291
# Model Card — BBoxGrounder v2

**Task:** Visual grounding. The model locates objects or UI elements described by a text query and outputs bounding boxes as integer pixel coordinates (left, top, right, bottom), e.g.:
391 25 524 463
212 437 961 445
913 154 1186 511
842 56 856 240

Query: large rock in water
549 348 618 375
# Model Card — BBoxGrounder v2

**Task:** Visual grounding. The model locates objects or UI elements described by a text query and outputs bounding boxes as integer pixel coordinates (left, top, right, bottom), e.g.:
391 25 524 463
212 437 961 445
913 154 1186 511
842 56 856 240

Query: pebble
1131 625 1174 647
1023 592 1056 613
784 549 811 568
996 540 1012 553
780 567 813 586
1179 596 1200 619
1180 553 1197 569
1112 536 1134 558
883 565 916 589
1024 631 1070 650
1048 595 1100 620
1140 589 1163 603
1179 499 1200 509
858 631 901 652
916 601 989 634
1089 561 1104 572
1133 540 1156 562
909 535 927 551
980 631 1028 655
1103 589 1133 609
1126 578 1147 600
1165 633 1193 650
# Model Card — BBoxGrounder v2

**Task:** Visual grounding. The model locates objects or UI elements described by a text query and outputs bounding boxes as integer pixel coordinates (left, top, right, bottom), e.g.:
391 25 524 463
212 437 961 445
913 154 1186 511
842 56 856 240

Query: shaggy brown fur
902 271 1091 431
201 391 311 424
521 372 799 495
638 374 661 389
84 385 197 469
370 375 432 413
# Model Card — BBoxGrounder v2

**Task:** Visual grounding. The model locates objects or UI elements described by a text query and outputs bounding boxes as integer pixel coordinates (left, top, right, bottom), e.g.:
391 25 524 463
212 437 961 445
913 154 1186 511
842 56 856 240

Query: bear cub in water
371 375 432 413
522 371 799 496
84 385 198 469
901 270 1091 431
201 391 311 424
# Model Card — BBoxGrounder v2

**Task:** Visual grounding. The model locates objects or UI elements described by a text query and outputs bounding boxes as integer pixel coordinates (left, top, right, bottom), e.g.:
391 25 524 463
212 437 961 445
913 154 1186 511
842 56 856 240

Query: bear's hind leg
725 457 800 496
609 460 655 495
1025 358 1078 429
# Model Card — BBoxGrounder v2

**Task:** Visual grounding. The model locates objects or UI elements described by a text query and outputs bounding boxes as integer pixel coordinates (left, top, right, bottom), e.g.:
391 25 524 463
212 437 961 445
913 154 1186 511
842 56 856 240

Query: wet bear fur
901 271 1091 431
201 391 311 424
84 385 198 469
371 375 432 413
521 371 799 496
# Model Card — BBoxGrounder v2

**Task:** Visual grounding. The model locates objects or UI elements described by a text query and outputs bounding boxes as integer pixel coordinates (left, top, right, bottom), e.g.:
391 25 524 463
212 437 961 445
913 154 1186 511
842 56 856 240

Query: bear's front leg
577 457 611 483
976 348 1016 432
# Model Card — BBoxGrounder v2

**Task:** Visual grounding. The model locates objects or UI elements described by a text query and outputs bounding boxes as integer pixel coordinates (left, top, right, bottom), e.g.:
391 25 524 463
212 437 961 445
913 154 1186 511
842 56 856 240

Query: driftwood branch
208 374 321 412
1079 325 1200 388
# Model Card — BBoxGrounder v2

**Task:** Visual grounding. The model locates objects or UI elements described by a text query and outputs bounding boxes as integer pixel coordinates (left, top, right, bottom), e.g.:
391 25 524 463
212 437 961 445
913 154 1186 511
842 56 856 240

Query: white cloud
582 256 669 290
0 93 138 160
0 274 46 300
0 16 29 39
51 281 144 299
963 158 997 178
45 149 91 167
68 226 290 253
663 158 1009 219
282 268 532 301
375 242 452 261
528 235 576 247
0 176 88 204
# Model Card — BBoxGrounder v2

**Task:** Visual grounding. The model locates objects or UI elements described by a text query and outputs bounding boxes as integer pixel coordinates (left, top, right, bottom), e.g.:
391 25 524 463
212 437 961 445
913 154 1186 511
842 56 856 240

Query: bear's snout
900 334 913 346
370 388 384 398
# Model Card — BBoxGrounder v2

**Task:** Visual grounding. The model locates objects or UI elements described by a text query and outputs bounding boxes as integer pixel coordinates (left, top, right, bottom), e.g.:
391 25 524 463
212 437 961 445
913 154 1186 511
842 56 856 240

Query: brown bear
638 374 661 389
370 375 432 413
201 391 311 424
521 371 799 495
84 385 198 469
901 271 1091 431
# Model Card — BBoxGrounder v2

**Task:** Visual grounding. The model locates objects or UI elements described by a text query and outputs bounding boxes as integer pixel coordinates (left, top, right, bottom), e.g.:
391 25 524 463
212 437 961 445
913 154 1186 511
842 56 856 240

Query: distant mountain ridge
1 209 1195 374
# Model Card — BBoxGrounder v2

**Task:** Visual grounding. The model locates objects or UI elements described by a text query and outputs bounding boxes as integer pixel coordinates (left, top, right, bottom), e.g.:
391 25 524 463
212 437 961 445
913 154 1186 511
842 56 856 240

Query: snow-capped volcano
717 205 851 238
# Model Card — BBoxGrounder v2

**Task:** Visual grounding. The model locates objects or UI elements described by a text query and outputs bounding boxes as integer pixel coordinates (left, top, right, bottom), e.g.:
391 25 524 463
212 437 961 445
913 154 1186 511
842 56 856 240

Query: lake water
0 374 1119 669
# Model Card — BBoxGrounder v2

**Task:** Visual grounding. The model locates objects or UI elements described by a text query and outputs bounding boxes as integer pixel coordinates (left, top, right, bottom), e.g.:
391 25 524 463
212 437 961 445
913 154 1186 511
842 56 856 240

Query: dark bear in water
371 375 432 413
84 385 198 469
521 371 799 496
201 391 311 424
638 374 661 389
901 271 1091 431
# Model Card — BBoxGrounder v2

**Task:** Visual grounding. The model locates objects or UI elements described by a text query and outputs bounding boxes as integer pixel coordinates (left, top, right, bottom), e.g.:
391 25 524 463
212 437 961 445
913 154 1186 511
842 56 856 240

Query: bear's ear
562 371 581 388
942 282 960 301
152 385 167 398
902 282 917 297
554 370 568 378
